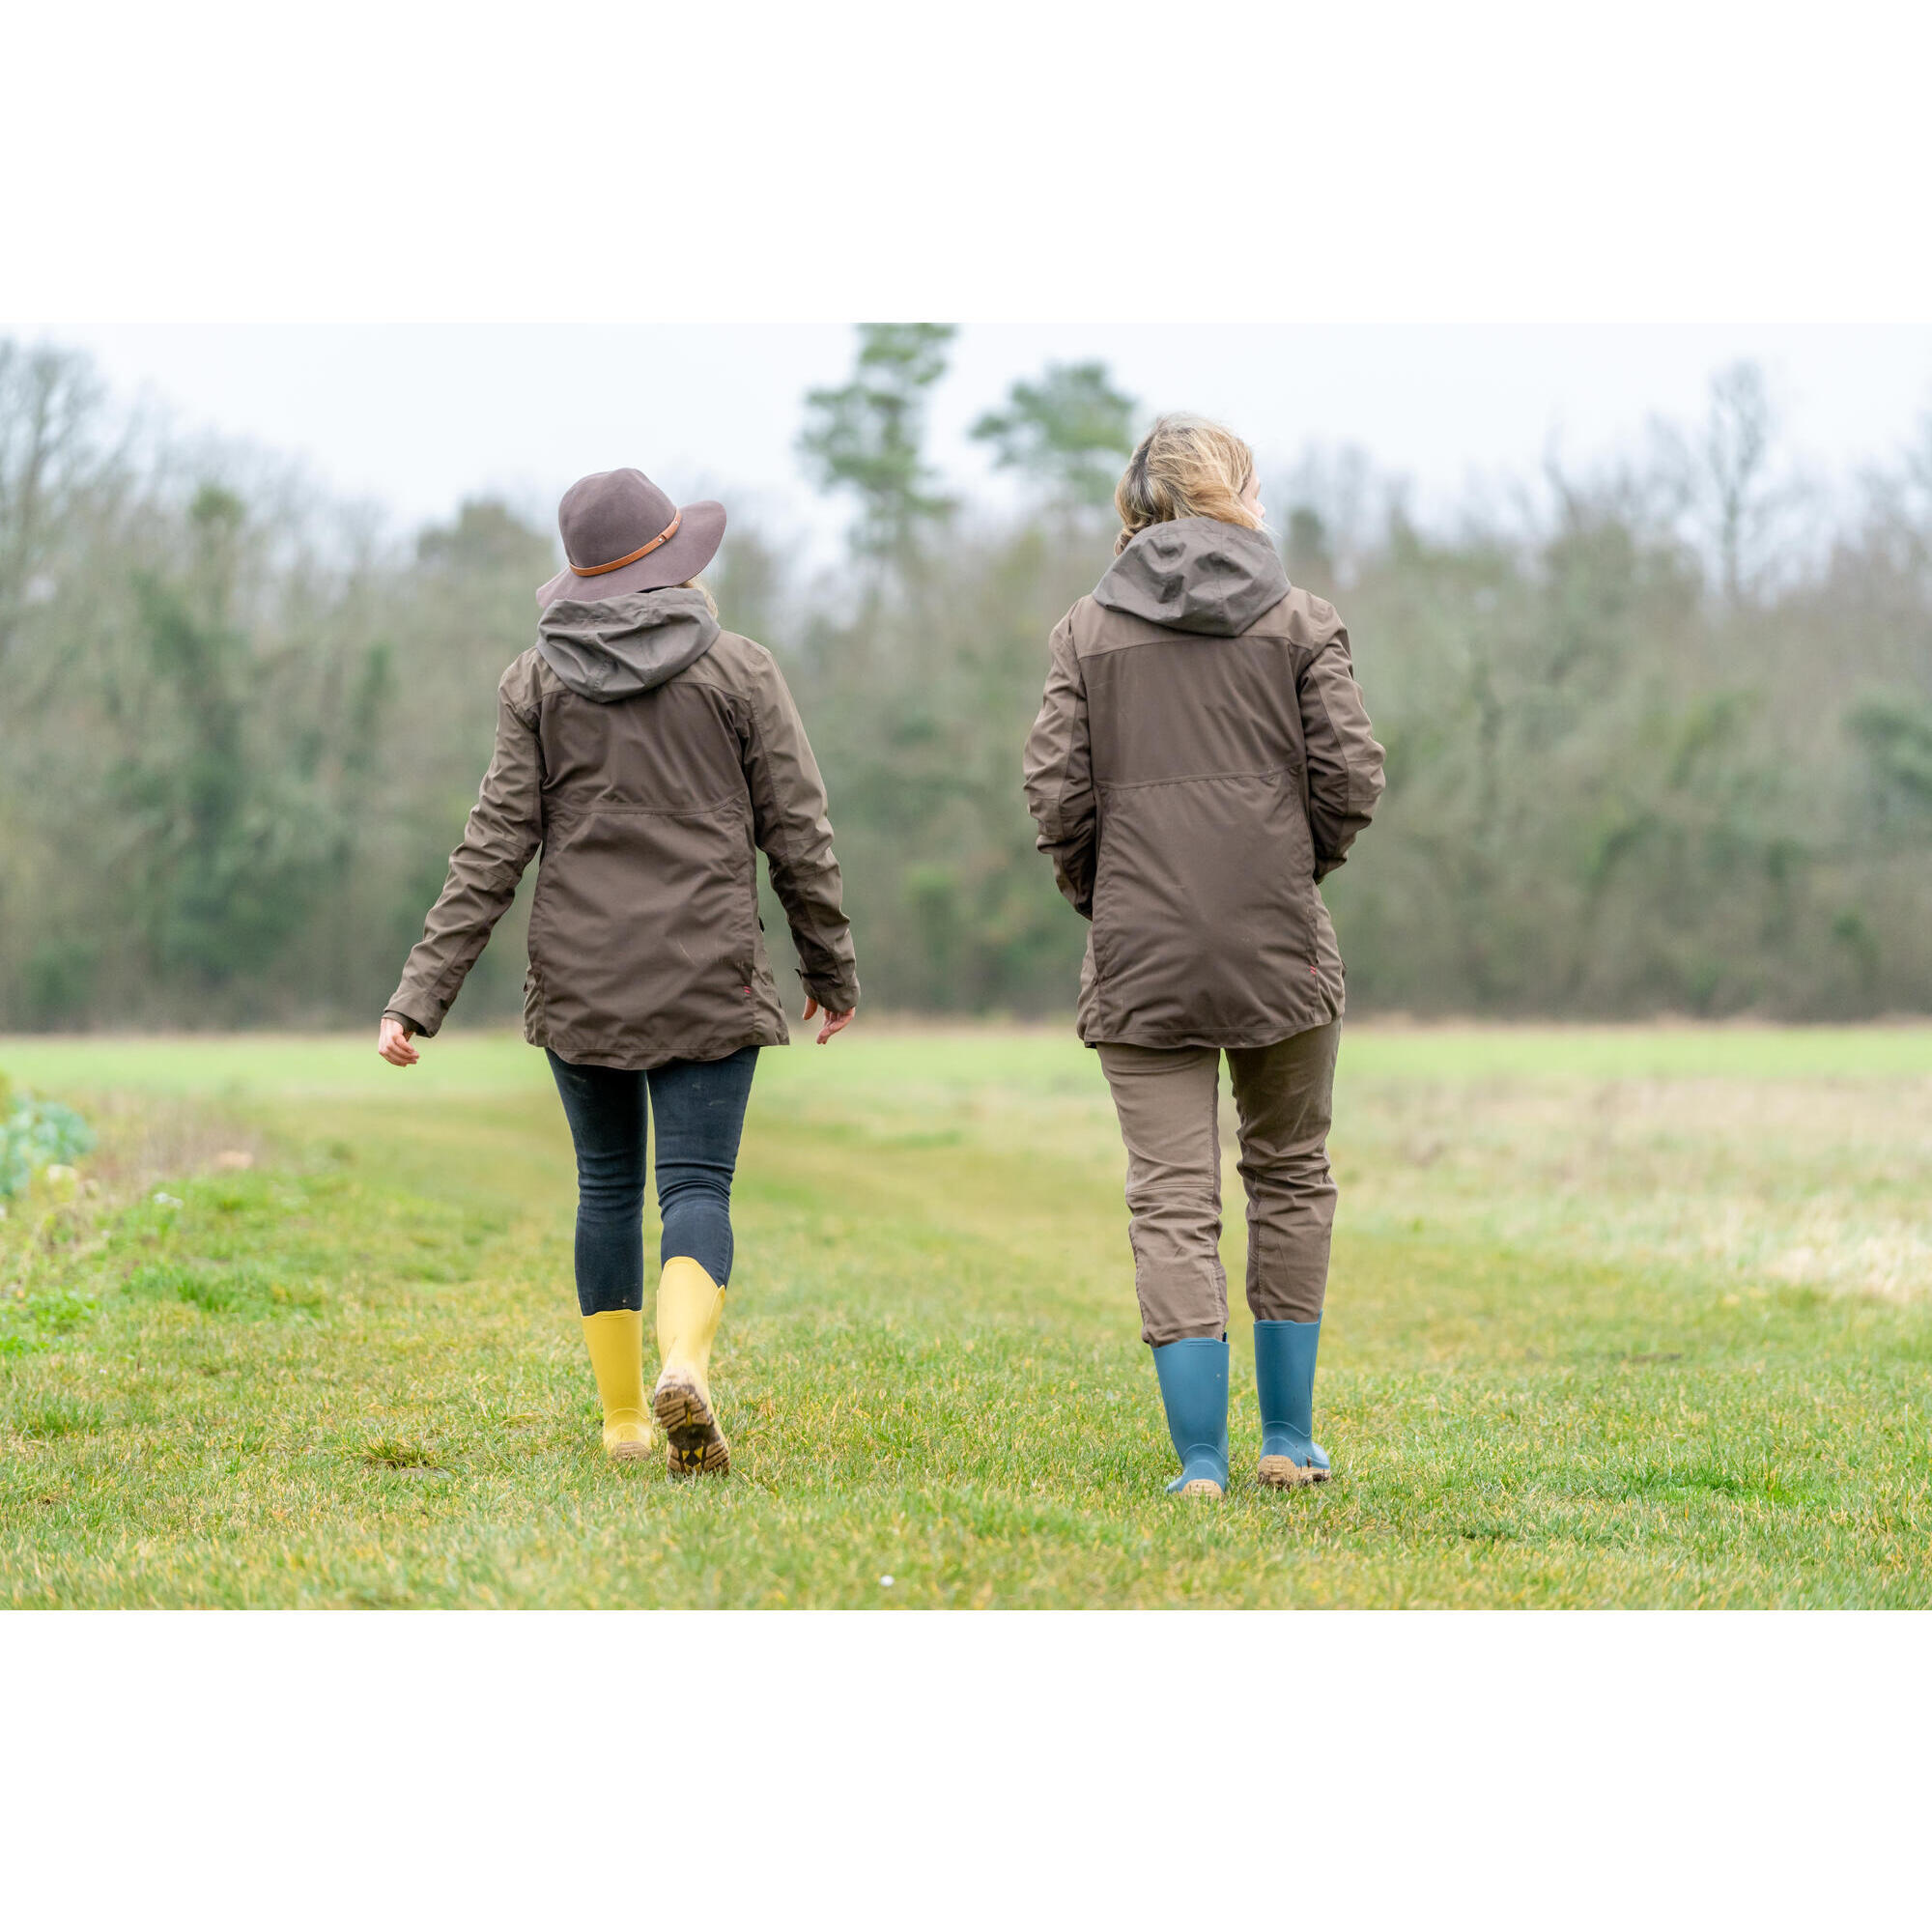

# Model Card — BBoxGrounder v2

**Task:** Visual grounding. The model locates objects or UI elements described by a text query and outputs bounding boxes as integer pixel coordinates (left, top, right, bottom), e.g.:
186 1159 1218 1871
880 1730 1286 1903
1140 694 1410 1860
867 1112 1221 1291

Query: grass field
4 1022 1931 1608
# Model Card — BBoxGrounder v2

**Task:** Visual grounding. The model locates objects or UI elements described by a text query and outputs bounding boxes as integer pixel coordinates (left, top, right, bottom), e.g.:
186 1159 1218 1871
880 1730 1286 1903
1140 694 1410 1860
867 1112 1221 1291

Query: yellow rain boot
581 1309 654 1463
653 1257 729 1477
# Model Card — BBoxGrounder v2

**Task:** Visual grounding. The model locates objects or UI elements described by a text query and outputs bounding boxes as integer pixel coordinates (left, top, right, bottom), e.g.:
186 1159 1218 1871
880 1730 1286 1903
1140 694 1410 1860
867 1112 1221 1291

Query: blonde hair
1114 413 1262 555
682 576 719 617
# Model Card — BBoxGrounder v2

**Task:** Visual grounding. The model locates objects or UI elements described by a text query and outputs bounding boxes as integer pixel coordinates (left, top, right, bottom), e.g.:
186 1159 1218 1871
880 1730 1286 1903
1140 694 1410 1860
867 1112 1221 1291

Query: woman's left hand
802 998 856 1045
378 1014 420 1066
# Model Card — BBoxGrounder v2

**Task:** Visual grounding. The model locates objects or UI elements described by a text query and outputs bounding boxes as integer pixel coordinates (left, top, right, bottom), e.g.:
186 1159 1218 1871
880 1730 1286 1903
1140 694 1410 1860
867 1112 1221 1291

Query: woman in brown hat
1024 416 1384 1499
378 468 860 1478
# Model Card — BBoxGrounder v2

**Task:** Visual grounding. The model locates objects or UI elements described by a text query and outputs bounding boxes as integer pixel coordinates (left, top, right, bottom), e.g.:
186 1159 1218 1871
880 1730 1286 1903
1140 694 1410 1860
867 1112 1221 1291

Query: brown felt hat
535 467 727 609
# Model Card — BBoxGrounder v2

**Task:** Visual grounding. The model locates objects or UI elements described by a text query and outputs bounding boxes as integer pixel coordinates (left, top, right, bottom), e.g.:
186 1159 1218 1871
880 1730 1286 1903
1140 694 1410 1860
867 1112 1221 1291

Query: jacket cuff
799 970 860 1013
384 999 440 1038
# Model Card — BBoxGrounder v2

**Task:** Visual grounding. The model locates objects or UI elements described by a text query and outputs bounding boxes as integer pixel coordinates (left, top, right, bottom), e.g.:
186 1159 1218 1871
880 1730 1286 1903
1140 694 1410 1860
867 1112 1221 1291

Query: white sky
27 324 1932 560
9 7 1931 558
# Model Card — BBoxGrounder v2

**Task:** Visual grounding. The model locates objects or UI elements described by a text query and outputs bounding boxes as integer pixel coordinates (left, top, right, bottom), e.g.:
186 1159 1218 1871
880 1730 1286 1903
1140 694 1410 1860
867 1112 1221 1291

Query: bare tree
1705 362 1775 607
1652 360 1794 609
0 343 107 666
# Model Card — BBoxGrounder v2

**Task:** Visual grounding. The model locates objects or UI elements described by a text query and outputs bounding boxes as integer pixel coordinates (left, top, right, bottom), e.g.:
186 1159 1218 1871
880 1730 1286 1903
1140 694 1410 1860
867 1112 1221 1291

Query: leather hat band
571 508 682 577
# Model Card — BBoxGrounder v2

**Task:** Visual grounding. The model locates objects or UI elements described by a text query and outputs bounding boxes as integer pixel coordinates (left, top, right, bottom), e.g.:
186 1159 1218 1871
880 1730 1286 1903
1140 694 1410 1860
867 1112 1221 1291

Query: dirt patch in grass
363 1438 447 1472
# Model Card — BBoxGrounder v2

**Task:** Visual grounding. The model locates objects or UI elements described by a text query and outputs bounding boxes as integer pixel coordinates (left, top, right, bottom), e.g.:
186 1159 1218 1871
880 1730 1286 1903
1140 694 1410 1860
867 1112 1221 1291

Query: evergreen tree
971 360 1138 510
798 324 957 560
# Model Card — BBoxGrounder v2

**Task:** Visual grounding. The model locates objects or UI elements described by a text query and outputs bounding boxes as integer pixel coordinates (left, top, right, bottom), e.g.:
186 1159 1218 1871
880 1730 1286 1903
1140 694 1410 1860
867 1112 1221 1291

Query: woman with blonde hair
1024 415 1384 1497
379 467 858 1478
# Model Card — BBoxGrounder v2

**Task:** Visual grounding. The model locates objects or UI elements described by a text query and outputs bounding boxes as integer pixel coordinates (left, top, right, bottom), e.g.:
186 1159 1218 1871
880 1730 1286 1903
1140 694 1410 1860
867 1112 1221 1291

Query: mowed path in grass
4 1025 1932 1607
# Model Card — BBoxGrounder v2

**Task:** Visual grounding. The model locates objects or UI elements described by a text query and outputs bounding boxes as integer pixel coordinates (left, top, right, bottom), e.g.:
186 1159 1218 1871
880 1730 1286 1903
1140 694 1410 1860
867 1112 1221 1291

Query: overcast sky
13 9 1931 561
30 323 1932 558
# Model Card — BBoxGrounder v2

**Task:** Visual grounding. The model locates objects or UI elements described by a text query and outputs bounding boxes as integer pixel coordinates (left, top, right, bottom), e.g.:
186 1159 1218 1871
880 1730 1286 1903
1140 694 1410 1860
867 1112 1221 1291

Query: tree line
2 328 1929 1031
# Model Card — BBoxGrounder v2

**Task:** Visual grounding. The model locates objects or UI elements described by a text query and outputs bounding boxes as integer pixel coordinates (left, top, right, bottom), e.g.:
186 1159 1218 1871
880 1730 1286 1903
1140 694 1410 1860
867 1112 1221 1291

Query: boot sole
1259 1456 1330 1489
606 1437 655 1464
1177 1477 1225 1498
653 1371 729 1478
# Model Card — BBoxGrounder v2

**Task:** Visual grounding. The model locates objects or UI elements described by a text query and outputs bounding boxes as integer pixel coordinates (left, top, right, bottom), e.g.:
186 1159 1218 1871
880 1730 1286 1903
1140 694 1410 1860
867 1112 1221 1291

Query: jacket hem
525 1016 787 1072
1078 1003 1345 1052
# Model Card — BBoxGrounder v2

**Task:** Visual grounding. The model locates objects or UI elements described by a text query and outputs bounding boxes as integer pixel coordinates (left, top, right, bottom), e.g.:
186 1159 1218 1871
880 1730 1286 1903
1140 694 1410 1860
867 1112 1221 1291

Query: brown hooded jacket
1023 519 1383 1049
386 587 858 1068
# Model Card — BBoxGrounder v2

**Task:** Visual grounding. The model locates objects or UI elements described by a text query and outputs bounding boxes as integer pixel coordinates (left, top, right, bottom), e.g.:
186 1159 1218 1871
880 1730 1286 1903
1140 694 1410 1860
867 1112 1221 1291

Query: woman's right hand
377 1014 419 1066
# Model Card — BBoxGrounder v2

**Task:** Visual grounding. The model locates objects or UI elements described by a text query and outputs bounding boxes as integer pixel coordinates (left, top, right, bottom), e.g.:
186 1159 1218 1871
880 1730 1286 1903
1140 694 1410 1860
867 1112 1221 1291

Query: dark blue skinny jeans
546 1046 758 1316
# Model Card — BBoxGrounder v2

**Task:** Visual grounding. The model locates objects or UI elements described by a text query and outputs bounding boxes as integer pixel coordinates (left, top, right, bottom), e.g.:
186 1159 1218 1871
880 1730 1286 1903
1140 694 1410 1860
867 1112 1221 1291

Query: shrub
0 1091 96 1199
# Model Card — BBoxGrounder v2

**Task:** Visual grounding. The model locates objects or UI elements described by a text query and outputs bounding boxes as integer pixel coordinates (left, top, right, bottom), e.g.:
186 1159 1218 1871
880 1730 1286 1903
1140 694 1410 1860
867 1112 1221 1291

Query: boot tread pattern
653 1370 729 1477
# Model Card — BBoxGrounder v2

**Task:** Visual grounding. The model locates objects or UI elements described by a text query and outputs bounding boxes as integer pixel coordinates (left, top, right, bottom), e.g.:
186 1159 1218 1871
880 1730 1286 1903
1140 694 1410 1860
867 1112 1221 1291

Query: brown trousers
1097 1021 1341 1346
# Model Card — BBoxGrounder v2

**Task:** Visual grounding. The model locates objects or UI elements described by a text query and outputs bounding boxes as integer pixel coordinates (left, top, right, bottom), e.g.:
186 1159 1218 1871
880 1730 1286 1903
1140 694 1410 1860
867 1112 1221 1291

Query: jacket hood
535 586 721 701
1092 518 1291 637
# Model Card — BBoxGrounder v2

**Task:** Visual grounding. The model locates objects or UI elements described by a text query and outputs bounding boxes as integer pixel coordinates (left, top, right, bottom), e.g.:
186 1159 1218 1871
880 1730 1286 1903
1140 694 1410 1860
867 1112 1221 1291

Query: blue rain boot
1151 1338 1230 1498
1255 1319 1331 1487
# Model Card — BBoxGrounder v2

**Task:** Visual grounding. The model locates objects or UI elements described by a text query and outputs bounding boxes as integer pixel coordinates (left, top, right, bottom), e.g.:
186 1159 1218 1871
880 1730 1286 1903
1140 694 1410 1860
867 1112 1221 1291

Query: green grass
3 1023 1931 1607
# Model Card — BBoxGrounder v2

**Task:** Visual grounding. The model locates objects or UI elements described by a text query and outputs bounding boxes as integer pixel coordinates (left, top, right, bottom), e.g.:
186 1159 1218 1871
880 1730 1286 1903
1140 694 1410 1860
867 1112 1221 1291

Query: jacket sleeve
1022 612 1097 918
385 670 545 1036
1297 614 1385 881
741 650 860 1012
